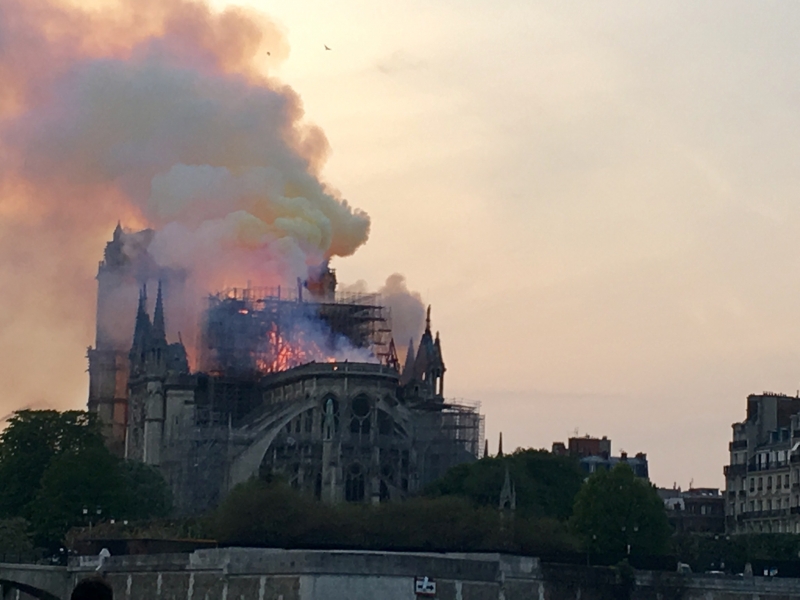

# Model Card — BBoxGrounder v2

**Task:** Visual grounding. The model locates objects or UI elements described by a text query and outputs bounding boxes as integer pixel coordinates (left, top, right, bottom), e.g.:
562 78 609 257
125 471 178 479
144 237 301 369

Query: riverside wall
6 548 800 599
64 548 800 600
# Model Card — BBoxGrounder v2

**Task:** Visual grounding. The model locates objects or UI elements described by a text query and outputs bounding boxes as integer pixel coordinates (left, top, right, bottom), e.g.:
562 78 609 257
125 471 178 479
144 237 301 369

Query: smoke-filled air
0 0 421 415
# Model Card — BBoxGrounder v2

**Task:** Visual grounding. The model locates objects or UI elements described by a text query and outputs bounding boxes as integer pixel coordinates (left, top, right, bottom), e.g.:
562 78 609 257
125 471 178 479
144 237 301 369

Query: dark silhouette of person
70 577 113 600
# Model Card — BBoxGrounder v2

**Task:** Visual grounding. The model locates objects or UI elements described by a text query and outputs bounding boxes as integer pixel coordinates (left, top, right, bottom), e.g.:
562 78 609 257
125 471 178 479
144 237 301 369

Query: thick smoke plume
379 274 426 362
341 274 427 364
0 0 372 415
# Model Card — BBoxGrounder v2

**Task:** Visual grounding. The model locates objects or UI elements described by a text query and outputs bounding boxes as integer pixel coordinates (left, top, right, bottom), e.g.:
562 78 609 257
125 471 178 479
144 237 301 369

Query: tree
28 444 125 548
0 518 33 555
0 409 174 548
362 496 503 552
571 463 670 561
426 449 584 520
117 461 173 520
0 410 106 519
213 476 578 556
213 478 330 547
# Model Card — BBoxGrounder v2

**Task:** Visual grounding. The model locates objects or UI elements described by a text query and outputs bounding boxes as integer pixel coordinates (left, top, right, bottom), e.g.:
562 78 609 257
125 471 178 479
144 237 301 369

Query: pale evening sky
213 1 800 488
2 0 799 491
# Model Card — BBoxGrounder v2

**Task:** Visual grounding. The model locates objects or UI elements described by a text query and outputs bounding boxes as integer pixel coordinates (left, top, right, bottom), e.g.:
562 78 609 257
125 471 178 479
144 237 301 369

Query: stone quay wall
58 548 800 600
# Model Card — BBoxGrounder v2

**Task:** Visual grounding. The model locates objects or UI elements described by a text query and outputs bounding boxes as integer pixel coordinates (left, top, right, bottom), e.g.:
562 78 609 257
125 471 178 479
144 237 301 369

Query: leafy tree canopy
213 478 578 555
0 409 173 548
28 445 125 547
117 460 173 521
0 410 105 518
571 463 670 561
0 517 33 555
425 449 584 520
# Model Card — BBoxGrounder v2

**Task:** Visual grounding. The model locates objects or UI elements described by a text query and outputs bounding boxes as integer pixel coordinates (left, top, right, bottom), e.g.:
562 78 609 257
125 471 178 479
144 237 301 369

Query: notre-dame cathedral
87 225 484 514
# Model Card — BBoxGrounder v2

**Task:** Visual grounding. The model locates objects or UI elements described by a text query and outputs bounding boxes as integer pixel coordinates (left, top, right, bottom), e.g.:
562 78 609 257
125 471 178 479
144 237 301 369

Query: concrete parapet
0 563 71 600
638 568 800 596
4 549 800 599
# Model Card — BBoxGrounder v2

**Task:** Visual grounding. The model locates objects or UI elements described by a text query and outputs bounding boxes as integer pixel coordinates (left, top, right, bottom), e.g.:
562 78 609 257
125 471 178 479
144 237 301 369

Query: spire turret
129 281 188 378
406 305 446 398
400 338 416 385
499 465 516 512
133 285 151 341
130 284 152 369
152 280 166 342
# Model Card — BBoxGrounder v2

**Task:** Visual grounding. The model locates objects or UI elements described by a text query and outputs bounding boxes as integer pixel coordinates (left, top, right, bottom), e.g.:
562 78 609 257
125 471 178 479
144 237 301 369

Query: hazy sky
209 0 800 488
4 0 800 490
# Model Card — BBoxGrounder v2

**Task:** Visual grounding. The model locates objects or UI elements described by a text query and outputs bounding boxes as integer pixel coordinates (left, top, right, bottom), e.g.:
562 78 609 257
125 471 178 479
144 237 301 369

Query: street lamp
587 534 597 566
83 506 102 533
623 525 639 557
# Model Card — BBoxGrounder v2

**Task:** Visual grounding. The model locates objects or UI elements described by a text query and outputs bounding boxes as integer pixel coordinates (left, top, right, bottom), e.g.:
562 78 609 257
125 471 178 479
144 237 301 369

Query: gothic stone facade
89 227 482 514
124 298 478 513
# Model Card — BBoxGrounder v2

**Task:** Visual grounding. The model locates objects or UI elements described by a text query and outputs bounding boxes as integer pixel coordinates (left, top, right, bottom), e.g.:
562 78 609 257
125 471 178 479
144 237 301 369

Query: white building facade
725 393 800 534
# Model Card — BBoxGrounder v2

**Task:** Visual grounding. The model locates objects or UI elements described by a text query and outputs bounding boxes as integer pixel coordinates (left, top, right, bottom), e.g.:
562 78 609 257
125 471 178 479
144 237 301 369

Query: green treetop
426 448 584 520
571 463 671 561
0 409 172 549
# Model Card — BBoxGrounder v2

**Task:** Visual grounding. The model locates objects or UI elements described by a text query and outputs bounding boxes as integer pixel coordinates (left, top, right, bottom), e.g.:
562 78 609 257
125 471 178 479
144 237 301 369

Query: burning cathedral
87 225 484 514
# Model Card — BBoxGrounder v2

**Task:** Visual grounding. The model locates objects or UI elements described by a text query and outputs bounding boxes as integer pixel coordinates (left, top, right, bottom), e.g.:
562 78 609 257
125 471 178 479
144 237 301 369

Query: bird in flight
325 45 332 51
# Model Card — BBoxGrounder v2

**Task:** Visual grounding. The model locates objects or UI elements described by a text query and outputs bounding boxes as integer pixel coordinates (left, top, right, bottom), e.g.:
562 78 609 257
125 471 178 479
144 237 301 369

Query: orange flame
256 324 337 374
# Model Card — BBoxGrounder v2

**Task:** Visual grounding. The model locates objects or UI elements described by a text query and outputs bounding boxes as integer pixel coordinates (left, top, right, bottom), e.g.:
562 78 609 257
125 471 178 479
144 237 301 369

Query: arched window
380 480 390 502
321 395 339 439
352 395 370 417
350 395 371 436
345 463 365 502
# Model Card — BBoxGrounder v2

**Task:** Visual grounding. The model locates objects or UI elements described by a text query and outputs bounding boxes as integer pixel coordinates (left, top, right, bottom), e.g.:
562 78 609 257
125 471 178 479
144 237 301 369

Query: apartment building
725 393 800 534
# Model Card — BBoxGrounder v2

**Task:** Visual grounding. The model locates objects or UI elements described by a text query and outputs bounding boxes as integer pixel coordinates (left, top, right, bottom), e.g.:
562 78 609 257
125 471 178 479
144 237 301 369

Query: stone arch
0 579 62 600
226 396 318 491
0 564 70 600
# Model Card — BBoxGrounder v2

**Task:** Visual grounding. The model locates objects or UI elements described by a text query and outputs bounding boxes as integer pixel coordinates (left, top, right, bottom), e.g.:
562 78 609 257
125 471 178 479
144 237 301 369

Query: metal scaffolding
198 286 393 376
414 400 485 487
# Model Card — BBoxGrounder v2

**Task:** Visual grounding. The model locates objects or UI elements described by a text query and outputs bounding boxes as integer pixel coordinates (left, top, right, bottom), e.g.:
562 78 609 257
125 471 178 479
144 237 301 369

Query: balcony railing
724 464 747 477
740 508 791 520
747 462 790 472
729 440 748 451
